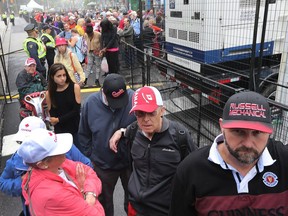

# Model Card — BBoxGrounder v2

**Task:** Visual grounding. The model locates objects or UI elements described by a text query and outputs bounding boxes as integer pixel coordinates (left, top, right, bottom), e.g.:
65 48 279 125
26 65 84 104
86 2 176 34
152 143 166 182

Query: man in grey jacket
118 18 135 68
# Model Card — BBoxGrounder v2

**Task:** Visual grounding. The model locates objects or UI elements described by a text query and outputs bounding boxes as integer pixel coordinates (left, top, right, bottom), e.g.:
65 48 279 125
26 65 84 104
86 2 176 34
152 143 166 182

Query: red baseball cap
129 86 163 114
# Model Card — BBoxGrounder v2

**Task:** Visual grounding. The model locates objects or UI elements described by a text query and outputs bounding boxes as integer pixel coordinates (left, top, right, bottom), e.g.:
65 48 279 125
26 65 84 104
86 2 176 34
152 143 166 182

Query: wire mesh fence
119 0 288 147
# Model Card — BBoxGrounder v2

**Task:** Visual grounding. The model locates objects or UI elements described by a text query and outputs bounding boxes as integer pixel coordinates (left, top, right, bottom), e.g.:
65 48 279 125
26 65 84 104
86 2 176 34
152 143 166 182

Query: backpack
75 36 88 55
126 120 189 170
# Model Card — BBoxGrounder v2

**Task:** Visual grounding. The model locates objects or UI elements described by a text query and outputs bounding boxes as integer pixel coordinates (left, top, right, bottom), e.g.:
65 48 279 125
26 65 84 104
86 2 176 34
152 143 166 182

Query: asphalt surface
0 17 126 216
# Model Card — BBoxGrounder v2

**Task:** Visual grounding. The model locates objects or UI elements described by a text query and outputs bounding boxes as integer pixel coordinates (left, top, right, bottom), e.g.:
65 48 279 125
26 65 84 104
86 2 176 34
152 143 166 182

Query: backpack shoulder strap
125 121 138 171
170 121 189 161
74 38 81 52
126 121 138 148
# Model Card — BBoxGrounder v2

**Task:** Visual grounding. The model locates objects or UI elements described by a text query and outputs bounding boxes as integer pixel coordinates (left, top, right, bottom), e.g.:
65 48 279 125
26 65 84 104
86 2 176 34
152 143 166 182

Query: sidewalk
0 17 27 160
0 19 12 151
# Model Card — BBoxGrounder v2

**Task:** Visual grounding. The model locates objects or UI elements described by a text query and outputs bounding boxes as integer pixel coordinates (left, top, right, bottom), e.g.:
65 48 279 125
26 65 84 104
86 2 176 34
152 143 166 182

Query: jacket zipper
146 143 151 188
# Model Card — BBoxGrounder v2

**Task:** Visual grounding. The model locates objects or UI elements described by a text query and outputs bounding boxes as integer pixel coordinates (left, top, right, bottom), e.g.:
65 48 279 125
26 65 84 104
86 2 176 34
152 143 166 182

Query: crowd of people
18 8 165 87
1 7 288 216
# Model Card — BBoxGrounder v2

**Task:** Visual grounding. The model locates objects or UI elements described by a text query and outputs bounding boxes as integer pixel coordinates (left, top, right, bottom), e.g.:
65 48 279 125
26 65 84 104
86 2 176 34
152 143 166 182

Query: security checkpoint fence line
0 47 27 102
119 45 288 147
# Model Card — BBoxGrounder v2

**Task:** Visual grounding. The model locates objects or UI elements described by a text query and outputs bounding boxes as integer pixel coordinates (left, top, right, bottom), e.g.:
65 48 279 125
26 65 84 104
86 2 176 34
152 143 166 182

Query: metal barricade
119 40 288 147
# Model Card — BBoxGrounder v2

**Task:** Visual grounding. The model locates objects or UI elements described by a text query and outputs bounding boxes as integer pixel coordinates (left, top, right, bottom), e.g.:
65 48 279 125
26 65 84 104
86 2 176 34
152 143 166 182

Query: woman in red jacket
18 128 105 216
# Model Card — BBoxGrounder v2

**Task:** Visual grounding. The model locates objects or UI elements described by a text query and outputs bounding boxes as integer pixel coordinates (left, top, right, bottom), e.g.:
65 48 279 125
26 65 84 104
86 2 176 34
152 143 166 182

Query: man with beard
169 91 288 216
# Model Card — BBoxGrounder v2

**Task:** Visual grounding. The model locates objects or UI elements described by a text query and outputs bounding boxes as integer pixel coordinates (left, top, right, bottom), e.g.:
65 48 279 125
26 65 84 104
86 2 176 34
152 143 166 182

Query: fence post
146 53 151 86
141 52 146 87
249 0 261 91
196 82 203 147
256 0 270 90
129 46 135 88
0 35 12 103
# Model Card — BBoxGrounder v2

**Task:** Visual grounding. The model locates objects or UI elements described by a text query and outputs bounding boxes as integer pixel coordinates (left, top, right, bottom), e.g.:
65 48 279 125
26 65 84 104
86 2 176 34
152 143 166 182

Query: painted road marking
1 95 196 157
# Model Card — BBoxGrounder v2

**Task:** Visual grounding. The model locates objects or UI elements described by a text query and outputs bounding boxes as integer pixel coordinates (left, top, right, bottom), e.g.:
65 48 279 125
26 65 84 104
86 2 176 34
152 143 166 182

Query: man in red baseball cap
110 86 197 216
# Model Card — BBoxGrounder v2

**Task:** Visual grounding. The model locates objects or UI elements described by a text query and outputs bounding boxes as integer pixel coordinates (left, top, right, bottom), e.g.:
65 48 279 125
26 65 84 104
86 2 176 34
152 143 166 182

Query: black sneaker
83 78 87 86
95 79 101 87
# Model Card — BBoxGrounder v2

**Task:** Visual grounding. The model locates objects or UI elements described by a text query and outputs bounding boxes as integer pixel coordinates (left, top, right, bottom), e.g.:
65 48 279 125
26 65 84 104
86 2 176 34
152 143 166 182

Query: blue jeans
85 52 101 79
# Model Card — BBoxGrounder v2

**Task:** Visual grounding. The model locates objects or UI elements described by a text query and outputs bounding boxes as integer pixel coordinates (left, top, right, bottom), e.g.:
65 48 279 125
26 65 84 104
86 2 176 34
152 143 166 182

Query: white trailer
159 0 288 103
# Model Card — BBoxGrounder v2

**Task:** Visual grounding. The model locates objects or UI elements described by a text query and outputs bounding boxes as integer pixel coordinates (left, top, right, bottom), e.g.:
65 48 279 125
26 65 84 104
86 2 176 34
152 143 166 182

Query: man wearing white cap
105 11 113 18
169 91 288 215
130 11 143 64
0 116 93 216
17 128 104 215
16 58 47 106
109 86 197 216
68 16 77 29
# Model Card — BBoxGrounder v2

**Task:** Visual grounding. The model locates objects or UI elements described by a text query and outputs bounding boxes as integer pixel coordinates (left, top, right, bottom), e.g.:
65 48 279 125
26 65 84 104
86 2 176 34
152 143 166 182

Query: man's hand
49 117 59 125
109 129 123 153
99 48 107 57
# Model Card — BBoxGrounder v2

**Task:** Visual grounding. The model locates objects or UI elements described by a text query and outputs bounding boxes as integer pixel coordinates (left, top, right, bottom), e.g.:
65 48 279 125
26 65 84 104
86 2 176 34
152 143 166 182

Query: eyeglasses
134 109 159 118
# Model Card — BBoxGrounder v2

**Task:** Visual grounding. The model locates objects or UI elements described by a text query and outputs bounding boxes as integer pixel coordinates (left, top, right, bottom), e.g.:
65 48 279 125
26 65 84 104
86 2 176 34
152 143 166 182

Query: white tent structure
26 0 44 11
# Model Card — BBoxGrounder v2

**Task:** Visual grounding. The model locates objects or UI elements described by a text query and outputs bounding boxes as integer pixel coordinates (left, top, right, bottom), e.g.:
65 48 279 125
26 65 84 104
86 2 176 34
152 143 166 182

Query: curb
0 21 11 169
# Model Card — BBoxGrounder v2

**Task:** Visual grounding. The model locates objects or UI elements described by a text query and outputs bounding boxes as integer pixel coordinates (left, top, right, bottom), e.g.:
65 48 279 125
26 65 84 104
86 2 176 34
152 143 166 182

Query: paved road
0 17 126 216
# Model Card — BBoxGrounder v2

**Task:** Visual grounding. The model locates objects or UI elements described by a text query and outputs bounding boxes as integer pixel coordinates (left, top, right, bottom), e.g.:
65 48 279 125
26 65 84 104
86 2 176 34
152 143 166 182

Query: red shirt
119 18 125 29
69 22 76 29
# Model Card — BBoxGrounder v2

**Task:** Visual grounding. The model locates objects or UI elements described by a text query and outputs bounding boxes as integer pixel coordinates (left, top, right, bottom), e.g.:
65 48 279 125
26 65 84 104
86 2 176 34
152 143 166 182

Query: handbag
69 52 81 83
101 57 109 73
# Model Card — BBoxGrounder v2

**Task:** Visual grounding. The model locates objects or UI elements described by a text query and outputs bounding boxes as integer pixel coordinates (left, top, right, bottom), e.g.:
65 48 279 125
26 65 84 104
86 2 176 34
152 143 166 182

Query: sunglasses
134 109 159 118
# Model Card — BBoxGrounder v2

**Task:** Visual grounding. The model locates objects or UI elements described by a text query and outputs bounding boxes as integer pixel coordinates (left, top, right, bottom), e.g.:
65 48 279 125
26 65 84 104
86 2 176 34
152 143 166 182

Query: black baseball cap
103 74 128 109
42 25 51 31
222 91 273 134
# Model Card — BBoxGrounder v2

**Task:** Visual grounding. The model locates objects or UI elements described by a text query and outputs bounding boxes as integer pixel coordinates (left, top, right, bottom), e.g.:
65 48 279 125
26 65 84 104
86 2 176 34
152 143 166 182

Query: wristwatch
120 128 126 137
84 191 97 199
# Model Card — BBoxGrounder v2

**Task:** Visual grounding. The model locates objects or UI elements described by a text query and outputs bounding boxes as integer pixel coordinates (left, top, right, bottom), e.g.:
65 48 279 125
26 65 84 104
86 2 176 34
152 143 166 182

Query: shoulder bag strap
23 168 37 216
69 52 76 72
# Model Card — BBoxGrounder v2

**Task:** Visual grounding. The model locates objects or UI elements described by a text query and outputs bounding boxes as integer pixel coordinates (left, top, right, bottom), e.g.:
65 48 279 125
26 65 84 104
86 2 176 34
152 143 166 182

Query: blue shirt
58 30 72 40
131 18 140 36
